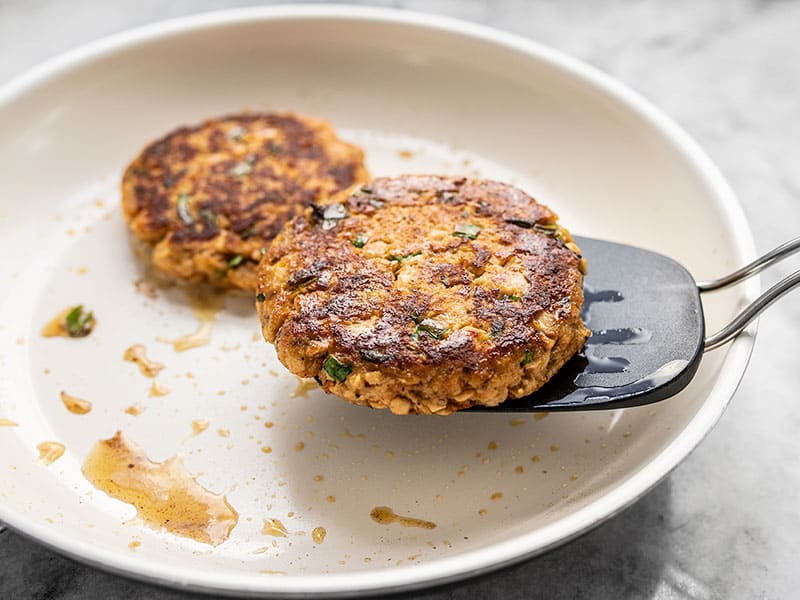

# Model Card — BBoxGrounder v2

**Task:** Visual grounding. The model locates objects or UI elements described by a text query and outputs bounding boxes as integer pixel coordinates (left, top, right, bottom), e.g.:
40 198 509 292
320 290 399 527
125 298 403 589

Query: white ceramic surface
0 5 758 597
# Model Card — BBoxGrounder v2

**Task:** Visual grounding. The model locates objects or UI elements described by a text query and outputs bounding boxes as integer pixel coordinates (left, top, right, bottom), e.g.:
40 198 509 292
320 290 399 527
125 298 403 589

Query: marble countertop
1 1 798 598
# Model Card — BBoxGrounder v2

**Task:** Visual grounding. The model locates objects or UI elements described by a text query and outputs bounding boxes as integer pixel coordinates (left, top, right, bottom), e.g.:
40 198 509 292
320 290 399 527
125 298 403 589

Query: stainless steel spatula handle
701 236 800 350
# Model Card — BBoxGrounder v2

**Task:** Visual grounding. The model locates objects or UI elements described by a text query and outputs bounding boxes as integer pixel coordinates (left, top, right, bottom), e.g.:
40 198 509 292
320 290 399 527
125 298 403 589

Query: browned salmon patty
256 175 589 415
121 113 369 290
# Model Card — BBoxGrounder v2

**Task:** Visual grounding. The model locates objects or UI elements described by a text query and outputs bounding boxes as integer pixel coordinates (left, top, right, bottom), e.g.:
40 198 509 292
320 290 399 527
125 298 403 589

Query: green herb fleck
227 126 246 141
534 222 563 240
505 294 521 302
260 247 267 257
176 193 194 225
413 318 447 341
256 293 266 302
505 218 533 228
353 234 369 248
64 305 95 338
323 356 352 382
199 208 217 228
520 350 533 366
388 252 421 263
227 255 244 269
453 223 482 240
239 226 256 240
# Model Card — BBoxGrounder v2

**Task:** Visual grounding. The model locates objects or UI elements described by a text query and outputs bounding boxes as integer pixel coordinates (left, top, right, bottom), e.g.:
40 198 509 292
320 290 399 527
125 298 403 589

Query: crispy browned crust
121 113 369 290
257 175 589 415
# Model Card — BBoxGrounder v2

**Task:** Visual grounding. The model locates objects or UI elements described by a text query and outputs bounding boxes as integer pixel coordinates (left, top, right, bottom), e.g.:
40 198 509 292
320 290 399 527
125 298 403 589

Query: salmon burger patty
122 112 369 290
257 175 589 415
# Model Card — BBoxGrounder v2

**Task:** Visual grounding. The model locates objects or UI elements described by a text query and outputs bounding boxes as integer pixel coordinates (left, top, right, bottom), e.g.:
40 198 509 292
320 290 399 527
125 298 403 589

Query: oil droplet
161 289 225 352
369 506 436 529
534 412 549 421
312 527 326 544
261 446 272 454
515 465 524 474
490 492 503 501
398 149 414 159
531 455 541 462
37 442 65 465
326 496 336 503
509 418 526 426
123 345 164 378
217 428 230 438
128 540 141 550
259 570 287 575
550 444 560 452
82 431 238 545
0 418 18 427
478 509 487 516
487 441 498 450
60 391 92 415
262 518 288 537
313 475 323 482
192 420 209 436
264 421 274 429
149 381 170 397
291 378 319 398
124 404 145 416
295 442 305 451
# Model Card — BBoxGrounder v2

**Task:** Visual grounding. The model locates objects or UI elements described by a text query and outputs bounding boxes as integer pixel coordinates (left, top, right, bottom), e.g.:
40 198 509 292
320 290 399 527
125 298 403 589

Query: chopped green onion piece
64 305 95 337
227 126 246 141
520 350 533 366
453 223 482 240
323 356 352 382
256 293 266 302
227 255 244 269
353 234 369 248
199 208 217 227
505 294 521 302
414 319 447 340
505 218 533 228
388 252 421 262
534 223 563 240
176 193 194 225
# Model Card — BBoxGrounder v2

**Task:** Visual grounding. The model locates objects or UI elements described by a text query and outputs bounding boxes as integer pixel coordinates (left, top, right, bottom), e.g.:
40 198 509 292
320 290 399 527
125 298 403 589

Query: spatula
470 236 800 412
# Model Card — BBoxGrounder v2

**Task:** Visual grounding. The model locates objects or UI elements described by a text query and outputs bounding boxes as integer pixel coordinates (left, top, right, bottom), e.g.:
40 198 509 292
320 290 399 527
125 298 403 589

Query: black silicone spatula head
471 236 706 412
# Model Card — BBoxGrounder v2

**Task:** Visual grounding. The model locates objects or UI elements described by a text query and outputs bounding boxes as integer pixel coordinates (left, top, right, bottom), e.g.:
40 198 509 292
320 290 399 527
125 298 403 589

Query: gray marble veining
1 1 799 598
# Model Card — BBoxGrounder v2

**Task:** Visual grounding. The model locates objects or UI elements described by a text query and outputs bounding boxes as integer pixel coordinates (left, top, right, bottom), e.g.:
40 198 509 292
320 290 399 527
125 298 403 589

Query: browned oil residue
0 418 18 427
61 391 92 415
509 418 526 426
128 540 141 550
369 506 436 529
291 378 318 398
312 527 326 544
192 420 209 436
149 381 170 397
262 518 288 537
41 306 96 338
490 492 503 501
37 441 65 465
163 290 225 352
534 412 549 421
124 404 145 416
123 344 164 378
81 431 238 546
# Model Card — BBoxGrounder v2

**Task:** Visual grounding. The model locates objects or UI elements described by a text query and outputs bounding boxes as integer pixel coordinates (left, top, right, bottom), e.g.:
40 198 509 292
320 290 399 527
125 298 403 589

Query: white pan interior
0 6 756 596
